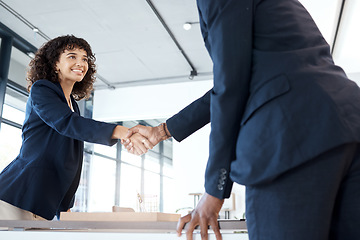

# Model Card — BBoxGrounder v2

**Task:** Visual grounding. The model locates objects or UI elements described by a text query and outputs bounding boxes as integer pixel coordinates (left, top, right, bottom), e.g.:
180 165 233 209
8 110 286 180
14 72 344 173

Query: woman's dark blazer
0 80 117 220
167 0 360 199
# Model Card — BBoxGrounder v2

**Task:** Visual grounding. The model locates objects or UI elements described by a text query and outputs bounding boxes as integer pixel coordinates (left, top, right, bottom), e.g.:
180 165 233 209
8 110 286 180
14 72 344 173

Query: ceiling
0 0 359 91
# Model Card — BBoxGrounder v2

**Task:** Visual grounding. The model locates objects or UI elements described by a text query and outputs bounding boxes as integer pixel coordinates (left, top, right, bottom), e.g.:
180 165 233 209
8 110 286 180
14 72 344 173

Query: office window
122 150 142 167
87 155 117 212
163 175 175 213
119 162 142 211
2 102 25 125
0 121 22 171
145 154 160 174
72 151 91 212
0 41 30 172
93 142 117 159
143 170 161 211
0 84 27 172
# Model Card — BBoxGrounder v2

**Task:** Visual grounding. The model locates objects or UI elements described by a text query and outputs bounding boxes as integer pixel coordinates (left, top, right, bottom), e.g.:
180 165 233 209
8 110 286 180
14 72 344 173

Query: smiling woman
26 36 97 102
0 35 153 221
55 49 89 110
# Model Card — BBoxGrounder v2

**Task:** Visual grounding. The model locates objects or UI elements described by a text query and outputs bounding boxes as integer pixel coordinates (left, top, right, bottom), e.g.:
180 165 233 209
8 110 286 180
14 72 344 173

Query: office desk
0 219 248 240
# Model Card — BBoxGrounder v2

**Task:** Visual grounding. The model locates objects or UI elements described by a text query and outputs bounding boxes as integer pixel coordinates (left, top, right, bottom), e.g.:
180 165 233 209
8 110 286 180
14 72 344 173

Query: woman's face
55 48 89 84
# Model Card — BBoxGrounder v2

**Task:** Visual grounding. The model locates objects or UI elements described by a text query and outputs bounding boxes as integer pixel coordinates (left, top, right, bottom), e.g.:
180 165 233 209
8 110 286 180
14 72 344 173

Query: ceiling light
183 21 200 31
183 22 192 30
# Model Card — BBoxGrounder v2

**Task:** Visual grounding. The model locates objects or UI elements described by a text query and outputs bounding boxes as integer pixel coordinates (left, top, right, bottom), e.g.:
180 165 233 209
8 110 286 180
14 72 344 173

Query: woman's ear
54 63 60 73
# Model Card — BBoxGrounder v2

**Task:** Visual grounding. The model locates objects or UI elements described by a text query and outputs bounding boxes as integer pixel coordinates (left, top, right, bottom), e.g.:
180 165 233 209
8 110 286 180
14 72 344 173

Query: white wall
93 80 212 122
348 72 360 86
172 124 210 214
93 80 246 219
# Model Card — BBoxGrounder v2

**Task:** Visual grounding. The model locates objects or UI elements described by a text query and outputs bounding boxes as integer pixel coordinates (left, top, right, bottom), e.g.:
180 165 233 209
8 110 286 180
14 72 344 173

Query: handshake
121 123 171 155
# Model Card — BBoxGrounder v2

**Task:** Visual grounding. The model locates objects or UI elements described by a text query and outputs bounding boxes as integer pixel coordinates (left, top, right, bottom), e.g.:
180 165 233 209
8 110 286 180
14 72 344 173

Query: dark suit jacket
0 80 117 220
167 0 360 199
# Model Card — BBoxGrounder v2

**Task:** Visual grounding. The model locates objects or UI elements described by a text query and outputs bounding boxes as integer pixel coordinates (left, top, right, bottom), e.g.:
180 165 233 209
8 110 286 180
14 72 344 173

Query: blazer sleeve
200 0 254 199
30 80 117 146
166 90 211 142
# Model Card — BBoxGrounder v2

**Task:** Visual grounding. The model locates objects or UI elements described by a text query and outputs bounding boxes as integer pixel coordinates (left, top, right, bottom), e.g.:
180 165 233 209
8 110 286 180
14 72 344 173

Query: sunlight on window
119 164 141 211
2 93 26 125
93 143 117 159
144 171 160 212
121 150 142 167
163 176 176 213
0 123 22 172
87 155 116 212
145 155 160 173
2 101 26 125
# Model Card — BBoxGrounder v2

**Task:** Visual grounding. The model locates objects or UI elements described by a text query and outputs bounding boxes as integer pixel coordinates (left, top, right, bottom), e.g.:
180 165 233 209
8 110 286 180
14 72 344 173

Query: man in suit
126 0 360 239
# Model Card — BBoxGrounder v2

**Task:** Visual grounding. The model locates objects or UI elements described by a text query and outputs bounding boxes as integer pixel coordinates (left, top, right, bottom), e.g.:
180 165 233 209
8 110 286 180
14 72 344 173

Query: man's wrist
156 123 171 141
163 123 171 138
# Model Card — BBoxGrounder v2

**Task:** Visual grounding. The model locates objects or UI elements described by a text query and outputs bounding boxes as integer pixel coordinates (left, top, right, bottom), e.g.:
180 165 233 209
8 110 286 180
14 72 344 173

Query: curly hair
27 35 96 100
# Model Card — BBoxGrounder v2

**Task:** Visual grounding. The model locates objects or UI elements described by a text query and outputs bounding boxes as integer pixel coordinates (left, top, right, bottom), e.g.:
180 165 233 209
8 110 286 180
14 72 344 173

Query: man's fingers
142 138 154 150
200 220 209 240
128 142 142 156
133 148 142 156
185 222 196 240
138 141 148 153
210 218 222 240
124 141 133 151
136 125 150 138
122 139 131 149
184 212 199 240
128 147 135 155
125 130 133 139
133 144 147 155
176 214 191 236
126 126 139 138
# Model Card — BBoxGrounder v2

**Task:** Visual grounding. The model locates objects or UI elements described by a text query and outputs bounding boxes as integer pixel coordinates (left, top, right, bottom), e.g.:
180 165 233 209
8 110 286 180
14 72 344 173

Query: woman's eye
69 56 75 59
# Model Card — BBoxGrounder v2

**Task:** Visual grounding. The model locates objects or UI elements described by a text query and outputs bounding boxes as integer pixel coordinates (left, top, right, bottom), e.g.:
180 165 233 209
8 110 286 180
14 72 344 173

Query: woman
0 35 152 220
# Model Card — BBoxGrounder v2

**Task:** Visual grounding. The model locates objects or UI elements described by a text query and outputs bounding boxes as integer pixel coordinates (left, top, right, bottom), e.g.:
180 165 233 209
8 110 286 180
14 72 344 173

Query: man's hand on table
176 192 224 240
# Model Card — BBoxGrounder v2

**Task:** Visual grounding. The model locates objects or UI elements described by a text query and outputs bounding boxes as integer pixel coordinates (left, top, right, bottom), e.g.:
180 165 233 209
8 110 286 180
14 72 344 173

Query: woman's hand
122 123 171 154
125 133 154 155
113 125 153 155
111 125 128 139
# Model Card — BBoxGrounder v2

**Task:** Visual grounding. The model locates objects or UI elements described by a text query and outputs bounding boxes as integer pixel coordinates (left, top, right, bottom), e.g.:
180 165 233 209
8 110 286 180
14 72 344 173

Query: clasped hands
121 123 171 155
